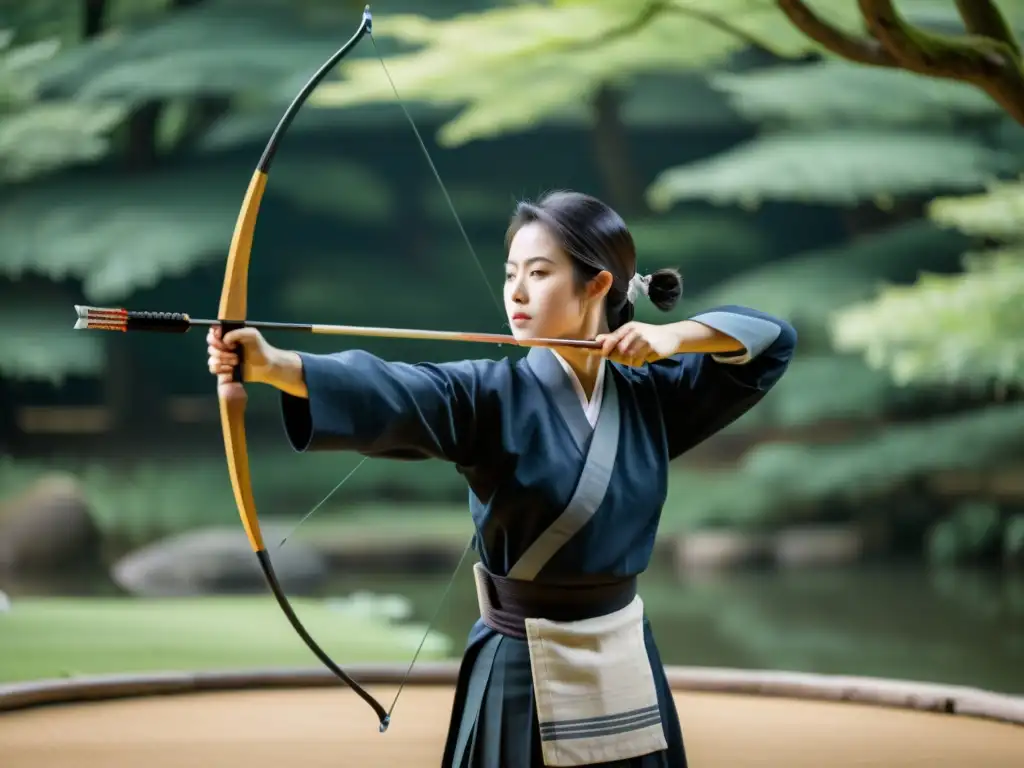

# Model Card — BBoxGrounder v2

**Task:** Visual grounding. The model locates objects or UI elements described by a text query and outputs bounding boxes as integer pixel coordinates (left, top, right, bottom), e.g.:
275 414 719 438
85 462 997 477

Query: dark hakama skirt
440 618 688 768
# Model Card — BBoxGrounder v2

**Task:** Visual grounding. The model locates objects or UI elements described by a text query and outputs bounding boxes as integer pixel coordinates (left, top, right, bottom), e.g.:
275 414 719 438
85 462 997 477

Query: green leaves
627 210 770 290
689 220 971 350
832 247 1024 386
833 179 1024 387
647 130 1020 210
0 101 127 183
724 354 914 430
30 1 353 105
311 0 835 146
0 167 235 301
0 30 124 182
929 179 1024 240
0 151 397 302
270 157 394 222
0 289 104 383
737 402 1024 510
709 59 1003 127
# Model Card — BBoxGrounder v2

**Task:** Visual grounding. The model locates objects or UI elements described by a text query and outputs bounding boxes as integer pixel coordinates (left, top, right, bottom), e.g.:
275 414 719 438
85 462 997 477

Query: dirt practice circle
1 667 1021 767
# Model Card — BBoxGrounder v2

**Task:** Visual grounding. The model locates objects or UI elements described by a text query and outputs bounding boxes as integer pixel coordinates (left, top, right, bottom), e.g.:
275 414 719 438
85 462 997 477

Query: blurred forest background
0 0 1022 693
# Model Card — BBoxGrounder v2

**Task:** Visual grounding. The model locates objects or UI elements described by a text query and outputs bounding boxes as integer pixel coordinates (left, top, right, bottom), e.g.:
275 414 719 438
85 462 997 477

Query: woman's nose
508 280 527 303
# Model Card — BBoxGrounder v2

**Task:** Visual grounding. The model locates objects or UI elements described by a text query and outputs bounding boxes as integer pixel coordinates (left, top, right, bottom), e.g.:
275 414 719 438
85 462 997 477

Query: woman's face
504 221 611 341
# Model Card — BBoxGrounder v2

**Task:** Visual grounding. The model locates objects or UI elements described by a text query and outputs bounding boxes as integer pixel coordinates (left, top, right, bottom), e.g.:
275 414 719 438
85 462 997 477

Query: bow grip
220 320 246 383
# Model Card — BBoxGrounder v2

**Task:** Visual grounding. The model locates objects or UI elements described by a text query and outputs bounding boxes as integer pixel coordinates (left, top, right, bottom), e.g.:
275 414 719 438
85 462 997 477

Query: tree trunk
590 84 646 216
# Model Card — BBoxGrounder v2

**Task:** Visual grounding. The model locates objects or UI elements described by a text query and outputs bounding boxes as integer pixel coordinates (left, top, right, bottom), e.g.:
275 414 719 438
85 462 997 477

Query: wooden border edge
1 663 1022 726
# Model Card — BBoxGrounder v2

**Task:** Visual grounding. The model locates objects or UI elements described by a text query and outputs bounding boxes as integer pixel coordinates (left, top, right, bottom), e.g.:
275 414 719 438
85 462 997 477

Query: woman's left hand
595 322 680 367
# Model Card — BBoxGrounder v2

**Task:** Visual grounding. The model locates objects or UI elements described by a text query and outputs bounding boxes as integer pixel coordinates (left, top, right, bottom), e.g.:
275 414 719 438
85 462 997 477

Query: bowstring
278 26 511 724
276 457 368 549
367 31 510 721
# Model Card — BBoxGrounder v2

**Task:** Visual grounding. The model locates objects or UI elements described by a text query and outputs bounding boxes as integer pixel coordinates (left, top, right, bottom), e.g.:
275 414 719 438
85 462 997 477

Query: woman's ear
587 270 614 302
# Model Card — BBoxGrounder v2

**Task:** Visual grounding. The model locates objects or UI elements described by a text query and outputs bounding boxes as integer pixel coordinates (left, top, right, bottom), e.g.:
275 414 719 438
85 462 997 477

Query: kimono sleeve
279 349 499 466
649 304 797 459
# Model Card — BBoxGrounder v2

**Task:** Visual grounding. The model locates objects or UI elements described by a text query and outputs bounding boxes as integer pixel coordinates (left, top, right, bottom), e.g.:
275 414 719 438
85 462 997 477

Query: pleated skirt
440 618 688 768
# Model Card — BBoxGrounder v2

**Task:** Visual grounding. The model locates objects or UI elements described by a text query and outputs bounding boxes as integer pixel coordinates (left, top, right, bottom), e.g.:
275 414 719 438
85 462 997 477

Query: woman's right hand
207 326 275 385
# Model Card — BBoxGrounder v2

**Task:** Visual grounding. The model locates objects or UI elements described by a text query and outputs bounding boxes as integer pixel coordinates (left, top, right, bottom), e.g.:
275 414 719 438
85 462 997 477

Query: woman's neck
559 347 602 399
558 313 606 399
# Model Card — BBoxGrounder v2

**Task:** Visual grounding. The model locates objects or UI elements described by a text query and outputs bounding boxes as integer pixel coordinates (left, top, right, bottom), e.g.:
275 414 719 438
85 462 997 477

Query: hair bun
646 268 683 311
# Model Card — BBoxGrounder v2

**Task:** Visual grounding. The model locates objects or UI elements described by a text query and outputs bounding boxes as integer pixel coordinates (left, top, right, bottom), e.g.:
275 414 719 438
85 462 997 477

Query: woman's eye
530 270 547 278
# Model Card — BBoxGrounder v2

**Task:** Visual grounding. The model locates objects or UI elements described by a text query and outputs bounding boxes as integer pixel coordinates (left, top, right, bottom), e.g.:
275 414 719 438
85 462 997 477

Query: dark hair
504 190 682 330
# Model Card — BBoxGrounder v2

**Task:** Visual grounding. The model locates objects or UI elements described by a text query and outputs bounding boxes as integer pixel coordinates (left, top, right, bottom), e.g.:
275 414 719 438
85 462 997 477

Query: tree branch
955 0 1020 57
858 0 1000 76
857 0 1024 124
776 0 895 67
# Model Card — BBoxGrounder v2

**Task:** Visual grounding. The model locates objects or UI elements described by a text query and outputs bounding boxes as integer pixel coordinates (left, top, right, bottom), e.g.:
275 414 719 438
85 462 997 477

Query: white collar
550 351 606 428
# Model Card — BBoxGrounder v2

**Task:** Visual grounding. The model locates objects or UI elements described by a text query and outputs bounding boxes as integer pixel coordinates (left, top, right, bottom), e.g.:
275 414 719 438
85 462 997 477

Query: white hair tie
626 272 651 304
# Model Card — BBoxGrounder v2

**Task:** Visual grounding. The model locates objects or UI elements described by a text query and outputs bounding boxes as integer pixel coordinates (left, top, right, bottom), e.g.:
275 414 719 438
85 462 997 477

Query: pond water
328 563 1024 696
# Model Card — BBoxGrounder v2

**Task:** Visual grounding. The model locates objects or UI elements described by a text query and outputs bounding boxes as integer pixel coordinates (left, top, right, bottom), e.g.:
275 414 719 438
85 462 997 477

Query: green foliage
0 30 126 182
269 157 394 222
419 183 517 224
311 0 843 146
0 289 104 382
724 354 913 431
709 59 1002 127
832 247 1024 386
29 1 359 105
0 154 394 302
0 596 450 682
834 180 1024 386
688 220 972 351
929 179 1024 240
647 129 1019 210
0 451 468 544
0 167 233 301
279 242 507 329
1005 514 1024 564
672 403 1024 529
903 0 1024 30
0 101 127 183
628 211 770 276
927 501 1003 566
745 402 1024 504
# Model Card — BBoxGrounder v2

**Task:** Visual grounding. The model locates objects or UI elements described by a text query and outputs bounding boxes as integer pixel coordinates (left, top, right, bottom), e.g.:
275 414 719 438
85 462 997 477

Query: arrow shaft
73 305 603 350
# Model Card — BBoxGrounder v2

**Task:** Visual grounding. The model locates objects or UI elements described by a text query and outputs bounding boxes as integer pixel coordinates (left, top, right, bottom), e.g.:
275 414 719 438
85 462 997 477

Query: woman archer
207 190 796 768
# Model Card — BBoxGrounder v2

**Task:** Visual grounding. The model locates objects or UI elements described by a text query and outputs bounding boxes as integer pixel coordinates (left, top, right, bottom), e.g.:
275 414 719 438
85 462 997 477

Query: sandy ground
1 685 1021 767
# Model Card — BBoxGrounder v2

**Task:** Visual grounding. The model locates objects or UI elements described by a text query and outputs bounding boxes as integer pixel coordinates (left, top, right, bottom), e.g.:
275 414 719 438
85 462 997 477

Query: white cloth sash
526 595 666 766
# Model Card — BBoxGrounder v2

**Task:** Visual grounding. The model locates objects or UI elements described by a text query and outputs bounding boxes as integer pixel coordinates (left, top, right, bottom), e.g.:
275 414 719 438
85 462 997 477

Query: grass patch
0 597 451 683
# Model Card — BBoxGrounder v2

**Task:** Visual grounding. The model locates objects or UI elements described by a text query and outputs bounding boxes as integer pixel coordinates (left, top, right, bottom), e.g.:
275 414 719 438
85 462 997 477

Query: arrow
72 305 603 350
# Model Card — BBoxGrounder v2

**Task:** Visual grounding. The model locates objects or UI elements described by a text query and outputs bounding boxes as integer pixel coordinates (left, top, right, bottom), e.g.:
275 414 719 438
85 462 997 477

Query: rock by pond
111 526 328 597
0 473 103 576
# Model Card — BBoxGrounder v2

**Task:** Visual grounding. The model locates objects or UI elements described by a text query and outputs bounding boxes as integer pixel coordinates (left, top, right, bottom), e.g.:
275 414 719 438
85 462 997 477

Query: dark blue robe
280 305 796 767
